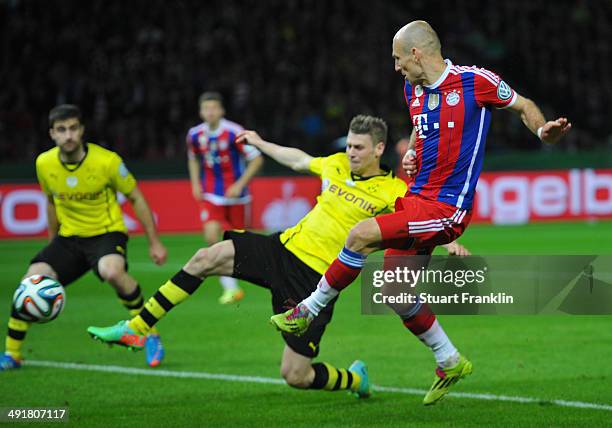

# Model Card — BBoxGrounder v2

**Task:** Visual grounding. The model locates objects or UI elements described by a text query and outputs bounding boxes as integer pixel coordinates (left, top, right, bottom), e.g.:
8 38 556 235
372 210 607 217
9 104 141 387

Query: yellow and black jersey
36 143 136 237
280 152 407 274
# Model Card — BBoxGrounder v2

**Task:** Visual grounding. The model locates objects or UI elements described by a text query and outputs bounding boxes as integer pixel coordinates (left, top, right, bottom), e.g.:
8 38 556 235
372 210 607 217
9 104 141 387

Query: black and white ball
13 275 66 323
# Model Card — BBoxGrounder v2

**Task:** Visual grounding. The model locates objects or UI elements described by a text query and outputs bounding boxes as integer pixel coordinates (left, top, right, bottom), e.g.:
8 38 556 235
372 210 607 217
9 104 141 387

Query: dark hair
198 91 224 106
349 114 388 145
49 104 82 128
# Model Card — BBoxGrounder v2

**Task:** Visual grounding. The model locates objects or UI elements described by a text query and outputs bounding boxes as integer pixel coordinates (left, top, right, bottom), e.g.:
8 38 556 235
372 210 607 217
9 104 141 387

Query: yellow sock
118 285 158 335
128 315 153 335
5 317 30 361
128 309 159 335
310 362 361 391
128 270 202 335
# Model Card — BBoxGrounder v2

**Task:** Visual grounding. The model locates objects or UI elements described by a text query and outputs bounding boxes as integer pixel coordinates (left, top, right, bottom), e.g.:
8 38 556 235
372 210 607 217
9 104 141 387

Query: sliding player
88 115 470 398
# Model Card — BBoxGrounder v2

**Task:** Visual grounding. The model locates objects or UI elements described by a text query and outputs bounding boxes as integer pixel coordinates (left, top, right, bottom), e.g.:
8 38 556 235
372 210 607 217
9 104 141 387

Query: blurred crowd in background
1 0 610 162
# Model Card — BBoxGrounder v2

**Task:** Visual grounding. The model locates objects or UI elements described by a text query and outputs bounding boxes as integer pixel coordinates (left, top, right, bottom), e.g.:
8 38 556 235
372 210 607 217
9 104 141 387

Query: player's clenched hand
443 241 471 256
149 240 167 265
225 182 244 198
236 130 264 147
540 117 571 144
402 149 417 177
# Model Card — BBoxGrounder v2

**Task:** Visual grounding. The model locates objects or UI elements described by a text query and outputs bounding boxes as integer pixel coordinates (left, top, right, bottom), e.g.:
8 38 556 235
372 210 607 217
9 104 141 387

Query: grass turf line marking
25 360 612 412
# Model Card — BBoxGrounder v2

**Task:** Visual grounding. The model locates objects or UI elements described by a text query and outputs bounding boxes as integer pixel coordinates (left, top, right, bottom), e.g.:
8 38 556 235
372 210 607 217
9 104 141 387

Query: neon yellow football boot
423 354 473 405
269 304 313 337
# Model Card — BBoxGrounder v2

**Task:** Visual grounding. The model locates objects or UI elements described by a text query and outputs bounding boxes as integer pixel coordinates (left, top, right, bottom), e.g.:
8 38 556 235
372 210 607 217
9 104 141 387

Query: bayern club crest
445 91 460 106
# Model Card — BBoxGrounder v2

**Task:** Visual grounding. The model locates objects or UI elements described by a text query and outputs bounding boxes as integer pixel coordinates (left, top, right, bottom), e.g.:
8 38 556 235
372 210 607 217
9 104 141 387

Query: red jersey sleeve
237 143 261 161
473 68 517 109
186 131 198 157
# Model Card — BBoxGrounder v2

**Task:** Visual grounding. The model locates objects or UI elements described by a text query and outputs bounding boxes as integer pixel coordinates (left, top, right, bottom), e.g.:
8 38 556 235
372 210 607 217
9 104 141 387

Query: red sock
401 303 436 335
324 258 362 291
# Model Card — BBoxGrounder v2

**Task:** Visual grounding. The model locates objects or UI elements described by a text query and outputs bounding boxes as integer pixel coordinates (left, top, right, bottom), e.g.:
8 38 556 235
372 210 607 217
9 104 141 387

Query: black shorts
225 230 337 358
30 232 129 286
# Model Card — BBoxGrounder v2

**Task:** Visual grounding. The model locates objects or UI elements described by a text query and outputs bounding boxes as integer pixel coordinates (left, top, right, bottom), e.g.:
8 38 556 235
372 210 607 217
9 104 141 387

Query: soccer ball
13 275 66 323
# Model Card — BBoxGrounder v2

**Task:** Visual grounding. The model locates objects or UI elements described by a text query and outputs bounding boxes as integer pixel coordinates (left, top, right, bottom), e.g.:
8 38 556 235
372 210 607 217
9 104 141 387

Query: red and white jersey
405 59 517 210
187 118 261 205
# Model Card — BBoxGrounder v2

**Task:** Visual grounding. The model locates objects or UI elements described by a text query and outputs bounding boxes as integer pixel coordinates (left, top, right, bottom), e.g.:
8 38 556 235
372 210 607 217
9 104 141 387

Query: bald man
271 20 571 405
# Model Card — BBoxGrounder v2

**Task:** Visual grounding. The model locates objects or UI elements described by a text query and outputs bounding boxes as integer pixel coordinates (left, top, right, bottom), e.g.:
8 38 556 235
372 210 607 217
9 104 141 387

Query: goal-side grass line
25 359 612 412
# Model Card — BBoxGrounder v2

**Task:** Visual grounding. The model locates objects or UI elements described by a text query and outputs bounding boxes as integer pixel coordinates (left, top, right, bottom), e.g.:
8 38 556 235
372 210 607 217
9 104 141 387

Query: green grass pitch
0 222 611 427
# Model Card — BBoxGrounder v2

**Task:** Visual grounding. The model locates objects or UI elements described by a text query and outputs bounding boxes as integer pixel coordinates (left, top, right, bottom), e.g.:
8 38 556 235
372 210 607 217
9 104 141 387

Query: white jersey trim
203 193 251 206
191 118 244 138
243 145 262 161
408 209 467 234
453 66 499 87
456 107 486 208
498 91 518 109
425 59 453 90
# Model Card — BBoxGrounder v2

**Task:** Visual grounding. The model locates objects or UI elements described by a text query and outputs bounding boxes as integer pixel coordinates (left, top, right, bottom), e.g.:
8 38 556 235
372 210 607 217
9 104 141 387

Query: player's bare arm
508 94 572 144
125 186 167 265
237 130 313 173
45 195 59 241
187 153 203 201
225 153 264 198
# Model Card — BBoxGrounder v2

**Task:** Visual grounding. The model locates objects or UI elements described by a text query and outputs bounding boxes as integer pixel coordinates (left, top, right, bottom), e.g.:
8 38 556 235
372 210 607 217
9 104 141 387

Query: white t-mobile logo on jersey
412 113 428 139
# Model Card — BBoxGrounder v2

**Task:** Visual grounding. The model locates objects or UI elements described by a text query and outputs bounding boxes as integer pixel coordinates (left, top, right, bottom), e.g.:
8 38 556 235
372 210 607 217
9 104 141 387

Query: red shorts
198 200 250 231
375 194 472 256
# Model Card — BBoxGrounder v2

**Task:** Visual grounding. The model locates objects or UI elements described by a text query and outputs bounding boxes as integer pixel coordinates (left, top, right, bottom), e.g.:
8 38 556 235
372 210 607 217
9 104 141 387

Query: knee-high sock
4 312 30 360
302 247 366 316
310 362 361 392
129 270 202 335
401 303 458 367
117 285 158 335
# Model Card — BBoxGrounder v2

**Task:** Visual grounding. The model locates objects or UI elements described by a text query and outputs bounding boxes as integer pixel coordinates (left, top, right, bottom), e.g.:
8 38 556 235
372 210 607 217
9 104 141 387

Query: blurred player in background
271 20 571 405
187 92 263 304
0 105 168 371
88 115 470 398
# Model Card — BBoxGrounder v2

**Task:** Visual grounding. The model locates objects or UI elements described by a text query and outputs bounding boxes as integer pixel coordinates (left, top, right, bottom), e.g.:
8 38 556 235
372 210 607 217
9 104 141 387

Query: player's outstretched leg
88 241 235 348
100 253 167 367
88 269 202 348
115 284 164 367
